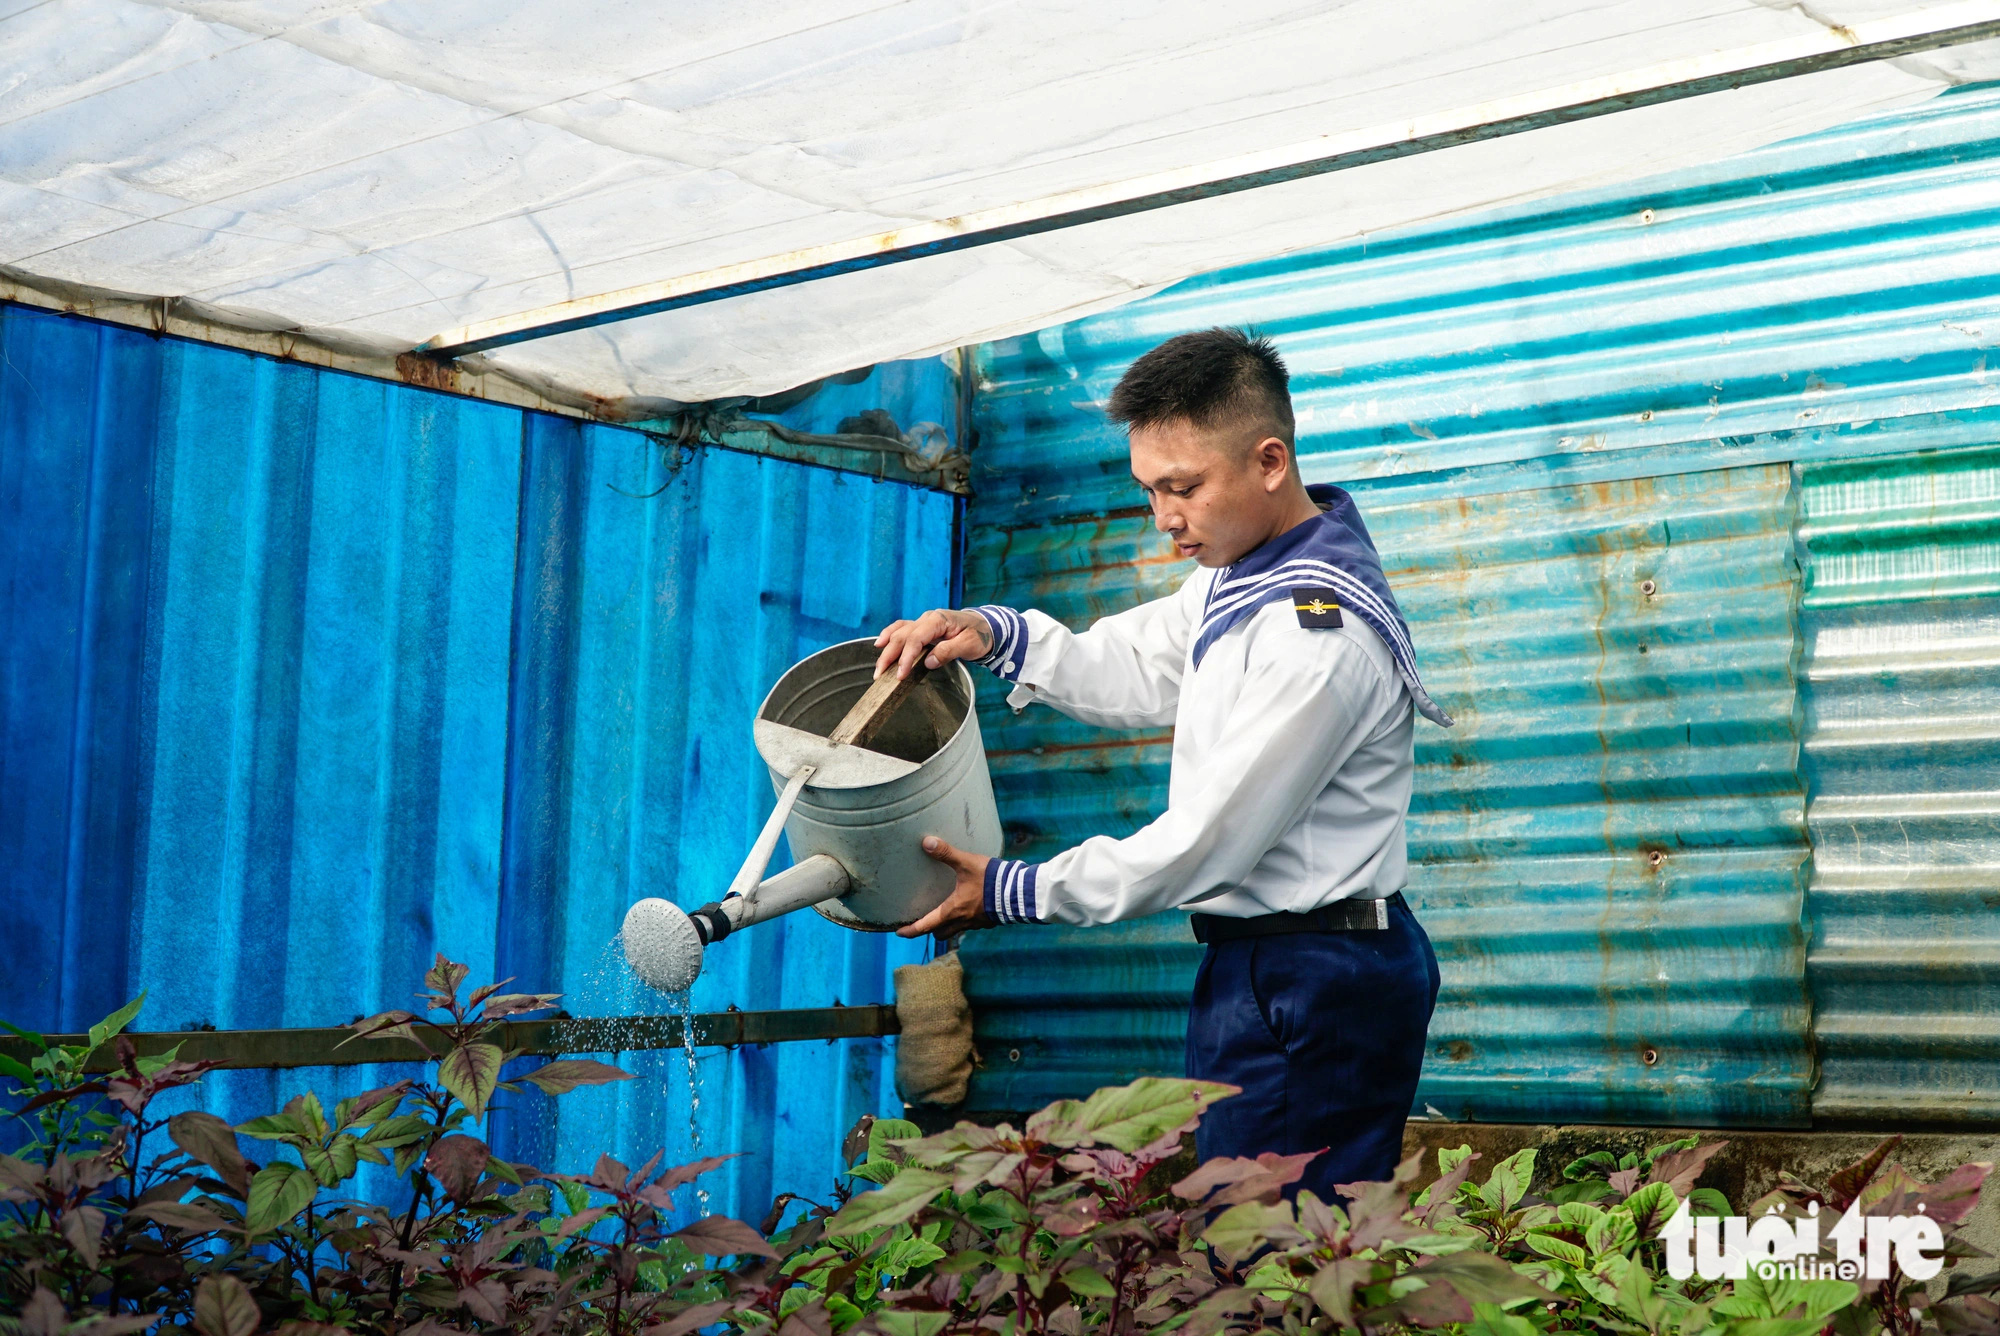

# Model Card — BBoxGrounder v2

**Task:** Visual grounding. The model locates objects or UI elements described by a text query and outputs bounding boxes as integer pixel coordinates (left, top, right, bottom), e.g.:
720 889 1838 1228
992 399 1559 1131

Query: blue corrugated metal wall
0 302 957 1217
961 82 2000 1127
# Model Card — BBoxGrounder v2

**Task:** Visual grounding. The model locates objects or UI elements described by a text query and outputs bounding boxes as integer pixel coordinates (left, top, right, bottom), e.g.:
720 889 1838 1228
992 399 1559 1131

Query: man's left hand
897 836 993 938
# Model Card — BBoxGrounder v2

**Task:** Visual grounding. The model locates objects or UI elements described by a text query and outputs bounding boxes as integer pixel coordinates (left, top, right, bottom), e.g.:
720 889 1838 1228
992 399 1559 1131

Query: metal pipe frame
418 3 2000 359
0 1004 900 1074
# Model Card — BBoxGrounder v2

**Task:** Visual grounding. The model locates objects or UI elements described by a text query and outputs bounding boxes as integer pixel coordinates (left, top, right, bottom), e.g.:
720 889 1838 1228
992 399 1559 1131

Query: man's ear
1254 436 1292 488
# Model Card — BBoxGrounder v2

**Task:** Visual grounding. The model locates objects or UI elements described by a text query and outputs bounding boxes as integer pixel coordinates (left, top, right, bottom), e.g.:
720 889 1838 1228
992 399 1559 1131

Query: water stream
561 932 712 1217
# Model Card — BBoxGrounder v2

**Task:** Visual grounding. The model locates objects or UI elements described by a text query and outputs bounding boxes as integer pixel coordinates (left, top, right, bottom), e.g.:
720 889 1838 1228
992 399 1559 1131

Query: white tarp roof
6 1 2000 410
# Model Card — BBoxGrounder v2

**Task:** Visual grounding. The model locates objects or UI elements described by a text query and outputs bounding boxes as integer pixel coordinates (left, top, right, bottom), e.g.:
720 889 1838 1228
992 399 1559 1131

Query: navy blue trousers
1185 898 1440 1202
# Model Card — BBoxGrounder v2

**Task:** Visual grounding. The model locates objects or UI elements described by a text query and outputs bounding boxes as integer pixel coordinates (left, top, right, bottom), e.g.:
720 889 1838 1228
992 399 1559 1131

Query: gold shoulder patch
1292 586 1344 629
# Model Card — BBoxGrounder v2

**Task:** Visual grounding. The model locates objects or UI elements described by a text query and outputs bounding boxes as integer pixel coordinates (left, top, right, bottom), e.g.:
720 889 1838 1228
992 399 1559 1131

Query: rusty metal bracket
0 1004 899 1075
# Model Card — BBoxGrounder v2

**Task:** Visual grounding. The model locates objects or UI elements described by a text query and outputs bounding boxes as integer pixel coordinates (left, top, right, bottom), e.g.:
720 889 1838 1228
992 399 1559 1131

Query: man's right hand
874 608 994 680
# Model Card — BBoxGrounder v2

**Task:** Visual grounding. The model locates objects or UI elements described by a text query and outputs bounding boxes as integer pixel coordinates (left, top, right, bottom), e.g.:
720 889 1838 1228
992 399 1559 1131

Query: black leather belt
1190 892 1406 943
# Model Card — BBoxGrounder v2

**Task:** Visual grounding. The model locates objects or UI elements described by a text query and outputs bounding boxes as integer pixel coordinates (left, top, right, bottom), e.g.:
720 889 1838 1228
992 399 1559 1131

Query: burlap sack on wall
893 950 974 1106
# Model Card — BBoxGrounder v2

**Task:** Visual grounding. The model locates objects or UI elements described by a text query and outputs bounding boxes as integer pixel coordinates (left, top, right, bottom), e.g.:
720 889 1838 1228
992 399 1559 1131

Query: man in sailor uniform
872 327 1448 1198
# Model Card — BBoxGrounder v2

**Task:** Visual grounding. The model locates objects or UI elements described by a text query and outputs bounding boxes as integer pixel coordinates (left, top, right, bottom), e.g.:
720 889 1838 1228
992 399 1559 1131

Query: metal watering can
621 639 1003 992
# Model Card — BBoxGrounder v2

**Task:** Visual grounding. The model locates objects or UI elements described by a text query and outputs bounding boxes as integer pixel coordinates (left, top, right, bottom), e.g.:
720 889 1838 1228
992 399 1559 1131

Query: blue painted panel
0 302 956 1222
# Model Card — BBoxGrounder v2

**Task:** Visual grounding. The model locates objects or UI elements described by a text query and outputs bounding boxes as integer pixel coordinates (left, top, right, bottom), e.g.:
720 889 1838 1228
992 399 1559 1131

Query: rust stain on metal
395 351 463 393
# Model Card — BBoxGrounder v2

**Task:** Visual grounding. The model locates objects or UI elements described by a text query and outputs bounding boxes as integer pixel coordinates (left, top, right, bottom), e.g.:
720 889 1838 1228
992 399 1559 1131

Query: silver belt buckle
1375 897 1389 930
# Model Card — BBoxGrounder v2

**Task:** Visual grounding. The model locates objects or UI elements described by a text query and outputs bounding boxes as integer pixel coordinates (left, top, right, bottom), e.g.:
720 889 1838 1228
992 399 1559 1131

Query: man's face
1128 418 1295 568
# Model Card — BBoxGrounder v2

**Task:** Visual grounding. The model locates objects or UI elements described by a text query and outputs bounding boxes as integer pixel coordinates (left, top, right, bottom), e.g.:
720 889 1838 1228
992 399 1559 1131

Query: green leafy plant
0 955 765 1335
6 968 1997 1336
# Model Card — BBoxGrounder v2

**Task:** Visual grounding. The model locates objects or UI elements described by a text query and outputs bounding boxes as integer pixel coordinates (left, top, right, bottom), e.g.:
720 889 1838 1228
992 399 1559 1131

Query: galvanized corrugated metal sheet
960 82 2000 1127
976 81 2000 532
1798 444 2000 1125
964 466 1814 1125
0 302 956 1219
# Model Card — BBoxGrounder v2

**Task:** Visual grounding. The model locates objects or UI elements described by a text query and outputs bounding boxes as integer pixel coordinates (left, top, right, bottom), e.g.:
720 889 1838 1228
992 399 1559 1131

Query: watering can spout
622 855 850 993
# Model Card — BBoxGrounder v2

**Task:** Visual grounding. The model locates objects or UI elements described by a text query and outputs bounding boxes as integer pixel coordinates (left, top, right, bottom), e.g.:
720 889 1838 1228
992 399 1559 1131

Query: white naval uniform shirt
972 564 1416 928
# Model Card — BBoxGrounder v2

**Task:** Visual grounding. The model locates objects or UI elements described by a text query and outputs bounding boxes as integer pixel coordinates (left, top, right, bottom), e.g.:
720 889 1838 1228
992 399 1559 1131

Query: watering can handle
725 765 818 902
827 650 934 749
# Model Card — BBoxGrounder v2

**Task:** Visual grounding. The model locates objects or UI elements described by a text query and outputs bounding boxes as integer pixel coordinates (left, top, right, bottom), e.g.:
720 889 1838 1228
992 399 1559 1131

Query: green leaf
1547 1180 1618 1205
86 992 146 1053
1687 1187 1732 1217
0 1053 36 1081
1564 1151 1621 1182
1622 1181 1680 1237
1062 1266 1116 1299
875 1233 947 1277
292 1092 329 1141
1075 1077 1235 1152
1421 1250 1559 1306
823 1168 951 1238
1479 1148 1537 1213
1201 1200 1306 1263
1641 1135 1701 1172
438 1041 505 1119
1025 1098 1090 1144
1526 1233 1589 1267
868 1117 922 1160
235 1110 305 1142
1469 1301 1541 1336
847 1158 899 1184
360 1113 432 1149
1585 1206 1638 1258
300 1135 360 1189
0 1018 46 1049
871 1314 949 1336
1794 1280 1861 1321
244 1161 318 1237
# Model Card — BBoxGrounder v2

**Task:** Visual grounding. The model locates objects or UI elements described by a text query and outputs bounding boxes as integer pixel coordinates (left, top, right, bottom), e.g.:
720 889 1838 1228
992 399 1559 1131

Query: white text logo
1659 1200 1943 1281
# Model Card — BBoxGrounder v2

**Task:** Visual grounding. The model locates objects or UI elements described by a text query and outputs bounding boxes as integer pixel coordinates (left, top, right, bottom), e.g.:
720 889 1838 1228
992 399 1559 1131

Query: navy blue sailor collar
1191 483 1454 727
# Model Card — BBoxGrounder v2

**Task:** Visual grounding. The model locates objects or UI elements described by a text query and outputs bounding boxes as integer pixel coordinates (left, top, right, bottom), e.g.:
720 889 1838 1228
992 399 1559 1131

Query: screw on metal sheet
1638 643 1648 654
1638 410 1654 422
1008 1048 1022 1062
1639 208 1656 224
1647 850 1666 868
1641 1046 1661 1066
1640 579 1657 597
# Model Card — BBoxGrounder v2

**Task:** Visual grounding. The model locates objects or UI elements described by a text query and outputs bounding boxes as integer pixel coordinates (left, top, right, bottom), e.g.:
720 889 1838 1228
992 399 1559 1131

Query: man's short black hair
1107 327 1294 442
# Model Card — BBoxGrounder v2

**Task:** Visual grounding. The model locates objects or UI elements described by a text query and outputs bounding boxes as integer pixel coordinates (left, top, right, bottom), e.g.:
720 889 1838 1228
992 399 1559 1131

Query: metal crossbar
0 1005 900 1074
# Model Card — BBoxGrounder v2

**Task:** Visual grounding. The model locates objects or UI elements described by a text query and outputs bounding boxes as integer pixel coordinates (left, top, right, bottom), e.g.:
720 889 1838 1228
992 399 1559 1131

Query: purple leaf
519 1059 634 1095
130 1200 228 1234
555 1205 609 1240
669 1215 780 1258
1648 1141 1729 1196
649 1300 737 1336
194 1275 261 1336
171 1111 251 1198
1420 1152 1482 1226
425 1135 491 1204
1825 1136 1902 1210
479 992 563 1022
